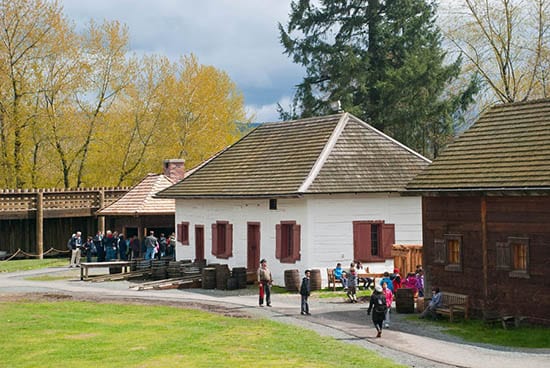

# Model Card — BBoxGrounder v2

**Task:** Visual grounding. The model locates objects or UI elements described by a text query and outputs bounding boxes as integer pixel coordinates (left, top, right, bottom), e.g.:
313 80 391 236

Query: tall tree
279 0 478 157
0 0 67 187
443 0 550 104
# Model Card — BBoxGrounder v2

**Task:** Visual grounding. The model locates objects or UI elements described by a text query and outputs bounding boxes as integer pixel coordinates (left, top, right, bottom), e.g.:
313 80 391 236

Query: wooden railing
0 187 129 218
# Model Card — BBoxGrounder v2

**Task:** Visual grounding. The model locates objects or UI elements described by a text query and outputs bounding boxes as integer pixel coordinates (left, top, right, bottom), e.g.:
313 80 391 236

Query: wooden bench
80 261 132 280
434 292 470 322
327 268 345 291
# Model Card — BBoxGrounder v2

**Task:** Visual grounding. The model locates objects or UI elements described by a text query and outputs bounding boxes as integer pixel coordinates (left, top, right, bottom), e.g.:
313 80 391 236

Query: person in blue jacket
379 271 394 293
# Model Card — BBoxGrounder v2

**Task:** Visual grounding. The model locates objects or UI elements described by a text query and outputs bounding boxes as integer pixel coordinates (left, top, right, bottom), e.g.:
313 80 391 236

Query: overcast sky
62 0 303 123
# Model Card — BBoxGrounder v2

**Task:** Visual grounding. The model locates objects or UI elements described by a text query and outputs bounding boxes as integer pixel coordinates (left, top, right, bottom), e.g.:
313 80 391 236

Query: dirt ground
0 291 252 319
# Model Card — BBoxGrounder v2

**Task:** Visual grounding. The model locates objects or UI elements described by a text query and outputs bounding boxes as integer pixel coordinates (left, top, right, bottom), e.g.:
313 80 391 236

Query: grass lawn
0 300 405 368
405 316 550 349
0 258 68 273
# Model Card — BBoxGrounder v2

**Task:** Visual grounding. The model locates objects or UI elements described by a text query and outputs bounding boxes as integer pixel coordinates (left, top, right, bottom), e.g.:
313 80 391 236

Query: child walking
347 267 358 303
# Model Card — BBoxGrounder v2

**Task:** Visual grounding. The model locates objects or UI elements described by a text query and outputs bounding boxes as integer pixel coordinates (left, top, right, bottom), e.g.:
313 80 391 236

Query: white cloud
61 0 303 109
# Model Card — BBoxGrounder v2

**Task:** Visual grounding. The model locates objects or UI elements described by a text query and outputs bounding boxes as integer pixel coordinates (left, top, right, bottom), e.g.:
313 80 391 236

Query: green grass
406 316 550 349
316 288 372 299
0 258 68 273
0 300 405 368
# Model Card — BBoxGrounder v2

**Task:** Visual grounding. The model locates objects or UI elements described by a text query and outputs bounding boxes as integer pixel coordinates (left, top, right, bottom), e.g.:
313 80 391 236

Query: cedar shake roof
407 98 550 192
96 174 176 216
156 113 431 198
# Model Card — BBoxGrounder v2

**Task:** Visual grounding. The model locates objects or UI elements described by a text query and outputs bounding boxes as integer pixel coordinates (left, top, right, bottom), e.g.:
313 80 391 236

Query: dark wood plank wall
423 195 550 322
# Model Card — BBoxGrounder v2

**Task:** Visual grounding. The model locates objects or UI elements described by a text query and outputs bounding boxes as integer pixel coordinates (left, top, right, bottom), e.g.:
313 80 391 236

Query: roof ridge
298 113 350 193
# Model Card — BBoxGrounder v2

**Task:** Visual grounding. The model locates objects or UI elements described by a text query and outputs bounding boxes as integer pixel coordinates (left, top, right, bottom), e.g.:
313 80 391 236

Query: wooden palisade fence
0 187 129 258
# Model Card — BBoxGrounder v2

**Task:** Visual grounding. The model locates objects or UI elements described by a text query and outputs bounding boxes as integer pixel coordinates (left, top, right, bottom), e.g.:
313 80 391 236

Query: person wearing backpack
367 285 388 338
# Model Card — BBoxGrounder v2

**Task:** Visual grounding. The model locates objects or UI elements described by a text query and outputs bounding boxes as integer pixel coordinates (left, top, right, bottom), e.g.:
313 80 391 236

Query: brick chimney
163 159 185 182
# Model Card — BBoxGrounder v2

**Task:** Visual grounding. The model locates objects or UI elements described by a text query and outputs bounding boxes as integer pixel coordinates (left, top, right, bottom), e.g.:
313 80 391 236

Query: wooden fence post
36 191 44 259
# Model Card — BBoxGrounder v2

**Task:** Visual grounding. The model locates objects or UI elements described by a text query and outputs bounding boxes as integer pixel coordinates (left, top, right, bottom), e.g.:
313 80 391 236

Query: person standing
381 281 393 328
257 259 273 307
69 231 83 268
93 231 105 262
367 285 388 338
83 235 94 263
103 230 115 261
158 233 167 259
118 233 128 261
166 232 176 260
300 269 311 315
144 231 158 260
129 235 140 260
346 267 358 303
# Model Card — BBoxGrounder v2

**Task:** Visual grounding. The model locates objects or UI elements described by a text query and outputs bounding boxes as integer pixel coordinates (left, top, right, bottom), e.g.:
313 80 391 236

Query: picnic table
80 261 132 280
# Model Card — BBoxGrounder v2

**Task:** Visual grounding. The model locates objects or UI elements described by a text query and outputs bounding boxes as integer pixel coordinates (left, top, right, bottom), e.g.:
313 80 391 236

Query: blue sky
62 0 303 123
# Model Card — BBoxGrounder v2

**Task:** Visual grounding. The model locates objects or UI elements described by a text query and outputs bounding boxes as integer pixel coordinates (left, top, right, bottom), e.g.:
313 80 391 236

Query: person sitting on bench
419 287 443 319
333 263 348 290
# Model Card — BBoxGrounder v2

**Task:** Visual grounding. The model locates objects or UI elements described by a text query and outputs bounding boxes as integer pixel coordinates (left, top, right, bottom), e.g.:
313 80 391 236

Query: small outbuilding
96 159 186 240
407 98 550 323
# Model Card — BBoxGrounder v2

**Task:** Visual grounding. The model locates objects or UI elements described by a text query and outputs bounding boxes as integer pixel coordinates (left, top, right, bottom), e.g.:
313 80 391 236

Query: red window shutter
177 223 183 243
292 224 301 262
181 222 190 245
211 224 218 256
224 223 233 258
275 224 281 260
353 221 371 262
381 223 395 259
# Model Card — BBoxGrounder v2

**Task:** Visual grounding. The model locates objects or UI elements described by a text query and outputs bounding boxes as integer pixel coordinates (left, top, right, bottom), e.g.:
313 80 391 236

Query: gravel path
1 267 548 368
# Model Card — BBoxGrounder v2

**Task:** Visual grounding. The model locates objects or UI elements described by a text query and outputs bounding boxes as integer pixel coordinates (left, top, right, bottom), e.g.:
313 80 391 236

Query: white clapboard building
157 113 430 286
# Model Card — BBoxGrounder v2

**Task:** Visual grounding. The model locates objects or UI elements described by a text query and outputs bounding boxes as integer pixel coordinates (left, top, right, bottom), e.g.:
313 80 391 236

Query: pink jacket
383 288 393 307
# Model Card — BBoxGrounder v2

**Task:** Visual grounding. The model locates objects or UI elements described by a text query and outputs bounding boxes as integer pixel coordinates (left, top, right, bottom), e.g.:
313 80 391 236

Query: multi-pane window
433 234 462 271
496 237 529 277
353 221 395 262
446 237 461 265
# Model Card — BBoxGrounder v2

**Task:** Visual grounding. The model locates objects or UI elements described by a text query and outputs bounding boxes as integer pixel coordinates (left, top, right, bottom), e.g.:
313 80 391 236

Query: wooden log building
407 98 550 324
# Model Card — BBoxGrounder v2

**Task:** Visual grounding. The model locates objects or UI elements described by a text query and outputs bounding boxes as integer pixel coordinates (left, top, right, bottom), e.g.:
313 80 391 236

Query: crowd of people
67 230 177 267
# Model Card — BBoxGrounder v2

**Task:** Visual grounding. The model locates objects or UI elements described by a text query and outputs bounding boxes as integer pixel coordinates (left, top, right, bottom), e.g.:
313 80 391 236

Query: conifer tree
279 0 479 157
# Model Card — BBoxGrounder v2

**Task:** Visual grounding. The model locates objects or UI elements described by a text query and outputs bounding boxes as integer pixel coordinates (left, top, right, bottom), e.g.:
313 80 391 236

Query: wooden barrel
310 269 322 291
151 259 168 280
202 267 217 289
167 261 183 278
232 267 248 289
215 264 231 290
226 277 238 290
395 287 415 313
284 269 300 292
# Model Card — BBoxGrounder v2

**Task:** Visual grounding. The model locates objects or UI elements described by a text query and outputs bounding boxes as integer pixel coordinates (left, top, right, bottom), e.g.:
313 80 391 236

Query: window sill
444 264 462 272
509 270 530 279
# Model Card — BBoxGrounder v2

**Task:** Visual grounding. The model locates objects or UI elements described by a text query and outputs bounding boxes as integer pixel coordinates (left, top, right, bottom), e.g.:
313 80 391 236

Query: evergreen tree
279 0 479 158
